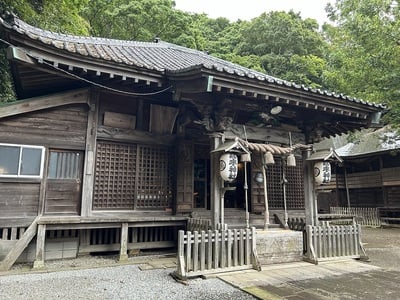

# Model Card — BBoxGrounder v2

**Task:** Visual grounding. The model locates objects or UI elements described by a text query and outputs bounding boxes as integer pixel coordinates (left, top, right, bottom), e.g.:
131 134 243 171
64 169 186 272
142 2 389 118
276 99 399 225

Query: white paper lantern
314 161 331 184
220 153 238 182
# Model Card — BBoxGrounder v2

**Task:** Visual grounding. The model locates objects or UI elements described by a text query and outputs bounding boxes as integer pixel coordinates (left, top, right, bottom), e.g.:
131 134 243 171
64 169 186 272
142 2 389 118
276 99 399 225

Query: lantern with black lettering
220 153 238 182
314 161 331 184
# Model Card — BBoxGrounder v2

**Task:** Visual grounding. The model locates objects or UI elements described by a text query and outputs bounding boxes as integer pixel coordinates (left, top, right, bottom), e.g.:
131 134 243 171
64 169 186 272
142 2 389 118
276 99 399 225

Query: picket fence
174 227 260 279
330 207 381 227
305 224 368 264
186 218 211 232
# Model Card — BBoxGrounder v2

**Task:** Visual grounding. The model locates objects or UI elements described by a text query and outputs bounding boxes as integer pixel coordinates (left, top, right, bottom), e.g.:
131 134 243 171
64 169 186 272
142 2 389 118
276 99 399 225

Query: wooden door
45 150 83 215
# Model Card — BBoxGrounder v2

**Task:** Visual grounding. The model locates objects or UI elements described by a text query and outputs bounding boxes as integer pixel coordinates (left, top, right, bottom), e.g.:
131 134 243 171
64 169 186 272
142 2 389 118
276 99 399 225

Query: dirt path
362 227 400 270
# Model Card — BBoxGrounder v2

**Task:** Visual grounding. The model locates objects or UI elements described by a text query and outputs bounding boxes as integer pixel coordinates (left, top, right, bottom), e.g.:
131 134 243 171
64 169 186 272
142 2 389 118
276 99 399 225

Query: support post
210 134 222 229
282 163 289 229
262 160 270 230
33 224 46 269
81 89 99 217
303 147 316 226
119 222 129 262
244 161 250 228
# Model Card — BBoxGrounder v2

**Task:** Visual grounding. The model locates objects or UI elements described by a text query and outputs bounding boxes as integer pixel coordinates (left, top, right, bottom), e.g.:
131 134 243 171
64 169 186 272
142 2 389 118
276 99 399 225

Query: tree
236 11 328 87
323 0 400 124
81 0 191 42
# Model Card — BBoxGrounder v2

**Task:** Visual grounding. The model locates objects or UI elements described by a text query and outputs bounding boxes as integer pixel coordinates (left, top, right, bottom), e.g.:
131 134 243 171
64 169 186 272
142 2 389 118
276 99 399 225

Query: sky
174 0 333 24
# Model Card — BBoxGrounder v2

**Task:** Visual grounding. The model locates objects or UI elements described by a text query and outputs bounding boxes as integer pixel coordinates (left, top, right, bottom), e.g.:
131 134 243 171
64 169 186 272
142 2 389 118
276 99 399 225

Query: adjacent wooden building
0 13 385 268
312 127 400 220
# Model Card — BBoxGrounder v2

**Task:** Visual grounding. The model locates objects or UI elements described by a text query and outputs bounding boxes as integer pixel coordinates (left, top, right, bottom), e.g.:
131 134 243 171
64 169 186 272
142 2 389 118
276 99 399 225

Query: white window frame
0 143 45 178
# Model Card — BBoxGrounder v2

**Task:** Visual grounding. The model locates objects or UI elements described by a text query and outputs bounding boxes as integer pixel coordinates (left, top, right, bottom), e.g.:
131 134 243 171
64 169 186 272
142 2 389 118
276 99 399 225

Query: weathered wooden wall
0 183 40 218
0 104 88 219
0 105 88 149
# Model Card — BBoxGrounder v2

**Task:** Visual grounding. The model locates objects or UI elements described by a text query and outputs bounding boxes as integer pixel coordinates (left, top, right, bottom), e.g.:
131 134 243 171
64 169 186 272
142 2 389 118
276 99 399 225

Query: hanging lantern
220 153 238 182
287 153 296 167
263 151 275 165
314 161 331 184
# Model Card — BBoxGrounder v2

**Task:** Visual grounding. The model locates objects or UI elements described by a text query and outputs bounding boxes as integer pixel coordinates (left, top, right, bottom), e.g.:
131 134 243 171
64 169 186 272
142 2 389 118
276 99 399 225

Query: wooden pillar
119 223 129 262
78 229 91 256
210 134 222 229
33 224 46 269
303 148 316 226
81 89 99 217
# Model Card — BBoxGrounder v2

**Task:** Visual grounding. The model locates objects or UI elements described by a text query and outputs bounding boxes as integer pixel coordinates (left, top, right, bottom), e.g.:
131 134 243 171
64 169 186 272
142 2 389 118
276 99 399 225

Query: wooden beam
0 88 90 119
6 46 35 65
0 217 39 271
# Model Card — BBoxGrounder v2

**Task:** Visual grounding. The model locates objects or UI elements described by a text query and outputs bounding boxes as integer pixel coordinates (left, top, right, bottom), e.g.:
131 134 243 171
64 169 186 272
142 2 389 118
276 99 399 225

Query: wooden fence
186 218 211 232
304 224 368 264
330 207 381 227
174 227 261 279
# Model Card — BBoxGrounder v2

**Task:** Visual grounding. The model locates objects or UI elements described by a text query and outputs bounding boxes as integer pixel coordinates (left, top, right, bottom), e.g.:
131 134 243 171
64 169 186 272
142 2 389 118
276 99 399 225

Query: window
93 141 173 210
48 150 81 179
0 143 45 178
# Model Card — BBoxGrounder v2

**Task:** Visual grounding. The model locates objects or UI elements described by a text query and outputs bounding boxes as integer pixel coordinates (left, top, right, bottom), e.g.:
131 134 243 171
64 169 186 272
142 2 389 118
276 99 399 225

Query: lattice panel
93 142 136 209
136 145 173 209
93 142 173 210
266 158 284 209
285 159 305 209
265 157 305 209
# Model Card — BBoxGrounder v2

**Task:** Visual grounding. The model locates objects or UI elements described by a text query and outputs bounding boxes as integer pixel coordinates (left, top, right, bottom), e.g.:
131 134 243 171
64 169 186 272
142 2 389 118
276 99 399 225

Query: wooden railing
174 227 261 279
304 224 368 264
187 218 211 232
330 207 381 227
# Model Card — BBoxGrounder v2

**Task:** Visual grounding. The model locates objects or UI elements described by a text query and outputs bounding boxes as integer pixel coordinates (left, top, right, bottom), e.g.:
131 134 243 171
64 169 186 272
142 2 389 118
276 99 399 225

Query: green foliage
323 0 400 125
0 49 15 103
236 11 327 87
81 0 190 42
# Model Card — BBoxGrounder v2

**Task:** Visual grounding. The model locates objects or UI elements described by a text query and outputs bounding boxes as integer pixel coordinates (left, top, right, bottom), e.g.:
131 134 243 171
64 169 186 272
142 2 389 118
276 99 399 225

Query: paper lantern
220 153 238 182
314 161 331 184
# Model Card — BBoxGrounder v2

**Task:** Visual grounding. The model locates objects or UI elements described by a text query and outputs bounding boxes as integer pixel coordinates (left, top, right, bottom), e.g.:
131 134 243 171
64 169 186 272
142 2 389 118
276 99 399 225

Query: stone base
256 229 303 265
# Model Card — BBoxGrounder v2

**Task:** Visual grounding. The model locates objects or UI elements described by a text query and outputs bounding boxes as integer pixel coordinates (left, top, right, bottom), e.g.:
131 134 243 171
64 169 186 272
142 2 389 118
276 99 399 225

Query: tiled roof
5 14 271 76
0 14 385 109
313 126 400 158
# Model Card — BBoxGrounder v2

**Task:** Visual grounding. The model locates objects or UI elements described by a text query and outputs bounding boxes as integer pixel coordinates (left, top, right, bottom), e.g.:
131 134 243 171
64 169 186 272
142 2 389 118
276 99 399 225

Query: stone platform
255 229 303 265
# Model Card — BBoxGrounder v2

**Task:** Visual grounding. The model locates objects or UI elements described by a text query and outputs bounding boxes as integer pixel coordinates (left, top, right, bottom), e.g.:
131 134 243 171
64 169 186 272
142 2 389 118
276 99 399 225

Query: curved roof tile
0 14 386 109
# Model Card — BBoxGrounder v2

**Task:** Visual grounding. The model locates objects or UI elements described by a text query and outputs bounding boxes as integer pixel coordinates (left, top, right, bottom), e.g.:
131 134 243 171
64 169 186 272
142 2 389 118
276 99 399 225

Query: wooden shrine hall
0 12 385 270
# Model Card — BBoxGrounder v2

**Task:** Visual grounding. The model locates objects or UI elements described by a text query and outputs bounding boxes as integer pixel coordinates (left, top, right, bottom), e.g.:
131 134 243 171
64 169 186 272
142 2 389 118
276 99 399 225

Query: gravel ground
0 254 256 300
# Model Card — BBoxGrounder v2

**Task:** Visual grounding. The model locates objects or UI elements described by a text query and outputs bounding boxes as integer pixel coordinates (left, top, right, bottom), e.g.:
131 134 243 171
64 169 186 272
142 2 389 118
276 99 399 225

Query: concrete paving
216 259 399 299
212 227 400 299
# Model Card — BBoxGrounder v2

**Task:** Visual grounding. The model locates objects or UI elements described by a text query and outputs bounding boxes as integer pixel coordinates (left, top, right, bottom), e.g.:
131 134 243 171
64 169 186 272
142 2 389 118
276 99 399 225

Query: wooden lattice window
136 145 173 209
285 159 304 209
266 158 284 209
93 141 172 210
94 142 136 209
266 157 304 209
